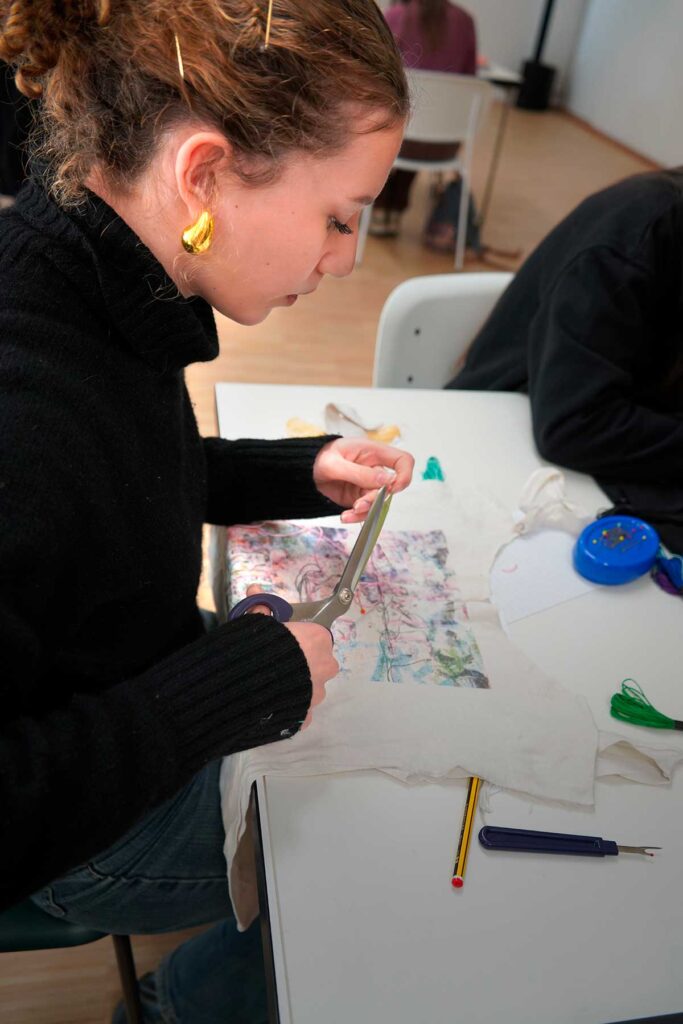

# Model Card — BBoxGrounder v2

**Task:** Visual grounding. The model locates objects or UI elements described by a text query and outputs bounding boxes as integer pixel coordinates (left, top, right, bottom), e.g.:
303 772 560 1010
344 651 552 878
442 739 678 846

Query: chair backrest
403 70 494 145
373 272 513 389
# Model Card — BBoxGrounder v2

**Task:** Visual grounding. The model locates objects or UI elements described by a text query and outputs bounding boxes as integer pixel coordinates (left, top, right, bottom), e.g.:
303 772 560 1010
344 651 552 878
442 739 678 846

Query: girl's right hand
245 585 339 730
283 622 339 730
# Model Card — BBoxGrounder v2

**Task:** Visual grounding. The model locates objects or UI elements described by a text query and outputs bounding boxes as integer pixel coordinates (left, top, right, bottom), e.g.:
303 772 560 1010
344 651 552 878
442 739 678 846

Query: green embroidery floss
610 679 683 731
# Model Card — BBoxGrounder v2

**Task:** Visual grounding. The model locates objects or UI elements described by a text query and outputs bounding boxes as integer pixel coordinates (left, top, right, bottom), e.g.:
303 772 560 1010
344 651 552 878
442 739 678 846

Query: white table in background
215 383 683 1024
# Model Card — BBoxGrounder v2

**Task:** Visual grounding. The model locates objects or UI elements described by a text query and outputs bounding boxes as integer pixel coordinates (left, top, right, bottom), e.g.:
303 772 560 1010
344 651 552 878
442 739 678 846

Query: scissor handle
478 826 618 857
227 593 294 622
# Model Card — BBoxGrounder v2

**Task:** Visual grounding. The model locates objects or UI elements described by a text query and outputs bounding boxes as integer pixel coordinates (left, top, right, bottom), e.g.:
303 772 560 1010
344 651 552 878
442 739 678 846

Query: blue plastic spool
573 515 659 586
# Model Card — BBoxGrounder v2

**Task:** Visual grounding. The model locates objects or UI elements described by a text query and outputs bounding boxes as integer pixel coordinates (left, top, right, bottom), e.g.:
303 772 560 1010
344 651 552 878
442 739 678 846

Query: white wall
567 0 683 166
376 0 588 98
456 0 586 96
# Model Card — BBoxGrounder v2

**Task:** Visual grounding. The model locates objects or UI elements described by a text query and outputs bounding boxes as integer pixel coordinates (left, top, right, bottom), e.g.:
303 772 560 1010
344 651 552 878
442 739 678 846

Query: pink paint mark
501 564 519 574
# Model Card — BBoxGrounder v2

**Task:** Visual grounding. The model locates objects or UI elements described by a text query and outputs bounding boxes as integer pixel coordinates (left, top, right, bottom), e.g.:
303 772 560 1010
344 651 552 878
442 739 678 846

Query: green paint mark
421 456 445 482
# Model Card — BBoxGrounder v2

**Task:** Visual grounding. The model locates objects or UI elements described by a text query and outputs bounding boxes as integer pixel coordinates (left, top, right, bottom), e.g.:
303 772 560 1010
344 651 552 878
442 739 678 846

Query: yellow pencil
451 776 482 889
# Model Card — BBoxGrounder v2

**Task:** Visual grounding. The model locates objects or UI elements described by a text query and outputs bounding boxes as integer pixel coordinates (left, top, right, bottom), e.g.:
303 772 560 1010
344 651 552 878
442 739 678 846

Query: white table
216 383 683 1024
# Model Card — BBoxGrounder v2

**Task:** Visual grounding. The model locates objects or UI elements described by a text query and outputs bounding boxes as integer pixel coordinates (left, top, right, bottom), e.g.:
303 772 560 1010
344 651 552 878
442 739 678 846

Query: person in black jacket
0 2 412 1021
447 168 683 554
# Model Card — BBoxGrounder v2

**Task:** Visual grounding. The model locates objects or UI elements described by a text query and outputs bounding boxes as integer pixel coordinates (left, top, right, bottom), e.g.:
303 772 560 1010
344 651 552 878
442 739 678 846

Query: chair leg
355 204 372 265
111 934 144 1024
455 95 482 272
454 171 469 272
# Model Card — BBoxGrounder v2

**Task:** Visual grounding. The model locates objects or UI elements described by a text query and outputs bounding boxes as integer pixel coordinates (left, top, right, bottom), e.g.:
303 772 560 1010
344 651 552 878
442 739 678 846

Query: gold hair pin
264 0 274 48
97 0 111 25
174 32 185 81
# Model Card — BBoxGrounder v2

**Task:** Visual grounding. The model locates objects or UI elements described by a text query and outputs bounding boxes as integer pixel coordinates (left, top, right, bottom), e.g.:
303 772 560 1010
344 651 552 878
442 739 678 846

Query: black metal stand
516 0 558 111
517 60 556 111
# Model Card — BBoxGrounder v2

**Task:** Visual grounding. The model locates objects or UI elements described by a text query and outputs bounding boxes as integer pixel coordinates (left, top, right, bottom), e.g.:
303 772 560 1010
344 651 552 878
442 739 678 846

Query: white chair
372 271 513 388
357 70 494 271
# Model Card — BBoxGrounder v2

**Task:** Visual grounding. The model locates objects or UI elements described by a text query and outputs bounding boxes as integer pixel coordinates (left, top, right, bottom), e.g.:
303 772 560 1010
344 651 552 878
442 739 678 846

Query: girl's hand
243 585 338 731
284 621 338 730
313 437 414 524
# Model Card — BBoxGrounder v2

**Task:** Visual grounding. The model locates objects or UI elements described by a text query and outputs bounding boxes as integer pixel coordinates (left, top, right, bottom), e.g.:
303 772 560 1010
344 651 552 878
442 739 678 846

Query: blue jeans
31 757 268 1023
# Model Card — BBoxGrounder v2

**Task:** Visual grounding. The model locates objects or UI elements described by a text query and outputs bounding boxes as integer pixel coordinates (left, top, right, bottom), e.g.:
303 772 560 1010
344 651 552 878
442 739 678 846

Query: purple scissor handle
227 485 392 631
227 592 294 622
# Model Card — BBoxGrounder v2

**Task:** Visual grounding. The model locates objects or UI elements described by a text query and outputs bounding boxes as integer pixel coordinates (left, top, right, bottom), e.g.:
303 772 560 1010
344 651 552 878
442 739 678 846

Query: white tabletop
216 383 683 1024
478 63 523 87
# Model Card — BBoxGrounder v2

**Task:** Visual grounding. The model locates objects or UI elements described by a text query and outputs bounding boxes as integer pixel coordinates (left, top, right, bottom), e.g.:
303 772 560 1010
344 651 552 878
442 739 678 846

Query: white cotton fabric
220 677 598 930
218 477 594 930
508 469 683 786
515 467 593 536
597 731 683 784
217 471 683 930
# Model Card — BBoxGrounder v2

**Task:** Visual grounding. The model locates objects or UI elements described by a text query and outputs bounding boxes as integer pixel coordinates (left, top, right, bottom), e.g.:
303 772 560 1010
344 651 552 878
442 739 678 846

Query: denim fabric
31 758 268 1023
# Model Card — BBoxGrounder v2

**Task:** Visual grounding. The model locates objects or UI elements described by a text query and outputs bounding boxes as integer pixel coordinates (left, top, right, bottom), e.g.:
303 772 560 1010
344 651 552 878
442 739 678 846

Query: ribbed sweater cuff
204 435 345 524
135 614 312 774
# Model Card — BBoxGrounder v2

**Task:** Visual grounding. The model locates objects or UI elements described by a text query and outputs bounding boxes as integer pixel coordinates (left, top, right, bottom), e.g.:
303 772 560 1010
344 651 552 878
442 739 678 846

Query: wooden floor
0 105 653 1024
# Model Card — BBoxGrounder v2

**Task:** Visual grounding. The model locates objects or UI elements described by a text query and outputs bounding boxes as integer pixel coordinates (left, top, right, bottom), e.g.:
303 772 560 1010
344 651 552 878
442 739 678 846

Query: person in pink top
387 0 476 75
372 0 478 237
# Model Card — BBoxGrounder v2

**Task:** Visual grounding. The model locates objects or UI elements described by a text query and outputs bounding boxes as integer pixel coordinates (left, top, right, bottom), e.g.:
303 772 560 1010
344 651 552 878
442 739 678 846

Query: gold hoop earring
181 211 215 255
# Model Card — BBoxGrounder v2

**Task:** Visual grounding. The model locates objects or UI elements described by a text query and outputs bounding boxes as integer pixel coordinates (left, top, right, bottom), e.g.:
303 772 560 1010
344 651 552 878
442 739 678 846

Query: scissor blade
286 488 393 631
288 599 334 623
337 485 392 596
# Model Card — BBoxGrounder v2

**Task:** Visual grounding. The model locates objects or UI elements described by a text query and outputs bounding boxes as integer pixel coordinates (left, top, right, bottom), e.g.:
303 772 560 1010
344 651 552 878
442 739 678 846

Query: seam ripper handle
478 826 619 857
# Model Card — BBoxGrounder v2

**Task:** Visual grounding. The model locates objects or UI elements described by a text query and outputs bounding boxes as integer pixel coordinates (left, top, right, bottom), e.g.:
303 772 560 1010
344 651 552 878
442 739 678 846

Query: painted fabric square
226 524 489 688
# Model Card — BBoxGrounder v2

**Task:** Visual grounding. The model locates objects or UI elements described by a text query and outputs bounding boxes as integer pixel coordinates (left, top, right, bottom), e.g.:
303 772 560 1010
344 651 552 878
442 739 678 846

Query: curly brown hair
0 0 408 205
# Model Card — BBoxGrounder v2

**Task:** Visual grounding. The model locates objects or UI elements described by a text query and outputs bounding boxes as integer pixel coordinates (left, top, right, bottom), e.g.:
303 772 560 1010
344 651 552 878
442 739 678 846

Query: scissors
227 485 393 632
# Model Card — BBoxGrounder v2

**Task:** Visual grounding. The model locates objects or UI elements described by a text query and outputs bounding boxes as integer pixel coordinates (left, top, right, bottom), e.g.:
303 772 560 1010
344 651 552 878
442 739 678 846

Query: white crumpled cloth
515 467 593 537
220 673 597 930
505 468 683 787
217 469 683 929
217 475 588 929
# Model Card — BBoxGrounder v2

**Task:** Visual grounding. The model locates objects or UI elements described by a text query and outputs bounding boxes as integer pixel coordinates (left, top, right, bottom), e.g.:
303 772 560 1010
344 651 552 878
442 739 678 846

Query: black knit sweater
448 169 683 553
0 181 342 909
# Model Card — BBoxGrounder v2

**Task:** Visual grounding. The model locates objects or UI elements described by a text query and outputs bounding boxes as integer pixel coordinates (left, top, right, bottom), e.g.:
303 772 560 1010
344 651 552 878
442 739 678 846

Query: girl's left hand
313 437 414 524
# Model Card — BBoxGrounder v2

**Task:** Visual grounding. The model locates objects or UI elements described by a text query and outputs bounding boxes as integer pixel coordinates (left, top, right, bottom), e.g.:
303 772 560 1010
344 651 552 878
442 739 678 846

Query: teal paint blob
421 456 445 482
